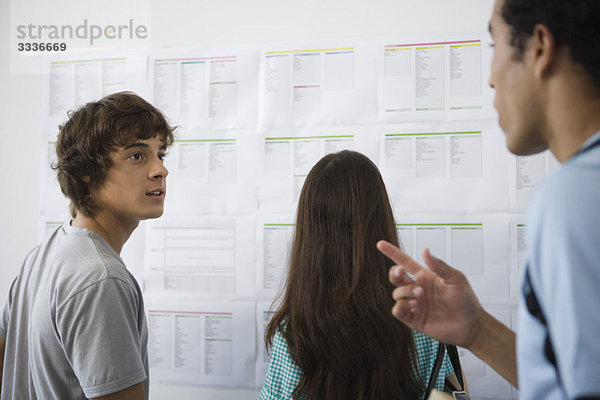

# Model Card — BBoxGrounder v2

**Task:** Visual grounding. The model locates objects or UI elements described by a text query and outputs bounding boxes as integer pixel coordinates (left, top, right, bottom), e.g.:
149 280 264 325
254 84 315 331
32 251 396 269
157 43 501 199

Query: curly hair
53 92 176 217
501 0 600 92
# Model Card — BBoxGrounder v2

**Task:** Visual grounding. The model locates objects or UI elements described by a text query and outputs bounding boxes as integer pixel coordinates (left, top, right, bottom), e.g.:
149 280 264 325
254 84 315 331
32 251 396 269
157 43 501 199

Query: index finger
376 240 425 276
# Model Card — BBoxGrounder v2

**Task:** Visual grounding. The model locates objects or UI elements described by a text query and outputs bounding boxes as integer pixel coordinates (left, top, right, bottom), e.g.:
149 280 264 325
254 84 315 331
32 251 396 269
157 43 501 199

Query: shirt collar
579 130 600 154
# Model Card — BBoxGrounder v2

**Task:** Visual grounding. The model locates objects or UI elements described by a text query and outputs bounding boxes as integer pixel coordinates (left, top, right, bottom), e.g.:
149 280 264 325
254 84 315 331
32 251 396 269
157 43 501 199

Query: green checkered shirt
258 329 454 400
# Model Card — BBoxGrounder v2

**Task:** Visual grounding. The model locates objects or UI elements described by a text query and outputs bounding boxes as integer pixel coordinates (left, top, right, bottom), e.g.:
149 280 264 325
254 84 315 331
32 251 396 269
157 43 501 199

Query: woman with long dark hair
259 150 458 400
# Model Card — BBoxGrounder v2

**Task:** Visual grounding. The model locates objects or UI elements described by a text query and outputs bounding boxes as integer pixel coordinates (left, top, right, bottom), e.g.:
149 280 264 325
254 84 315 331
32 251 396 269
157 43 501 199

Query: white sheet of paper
457 306 515 399
146 298 255 388
394 212 510 303
508 149 561 212
43 49 148 140
260 125 378 212
259 40 377 127
255 300 279 388
165 128 259 214
40 139 70 214
144 215 256 297
376 33 494 123
380 120 509 212
150 46 259 130
508 214 527 303
255 214 295 297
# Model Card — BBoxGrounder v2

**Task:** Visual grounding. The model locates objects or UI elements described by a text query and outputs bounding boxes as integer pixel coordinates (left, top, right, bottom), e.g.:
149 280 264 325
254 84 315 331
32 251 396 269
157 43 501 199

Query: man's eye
158 153 167 161
130 153 142 160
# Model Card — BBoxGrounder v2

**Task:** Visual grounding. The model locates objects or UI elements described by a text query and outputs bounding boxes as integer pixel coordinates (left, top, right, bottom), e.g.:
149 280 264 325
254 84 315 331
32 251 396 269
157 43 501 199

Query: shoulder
269 329 300 374
49 226 140 307
530 149 600 218
412 331 440 374
527 152 600 259
412 330 439 356
527 147 600 233
412 331 454 389
259 329 303 400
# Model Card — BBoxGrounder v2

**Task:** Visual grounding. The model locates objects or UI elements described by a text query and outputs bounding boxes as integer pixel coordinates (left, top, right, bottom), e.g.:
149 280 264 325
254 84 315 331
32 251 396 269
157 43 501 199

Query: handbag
425 343 471 400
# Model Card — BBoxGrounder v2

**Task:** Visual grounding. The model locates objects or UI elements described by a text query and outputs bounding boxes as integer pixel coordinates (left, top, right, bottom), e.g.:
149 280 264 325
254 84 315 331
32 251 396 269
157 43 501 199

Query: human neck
544 70 600 163
71 211 138 255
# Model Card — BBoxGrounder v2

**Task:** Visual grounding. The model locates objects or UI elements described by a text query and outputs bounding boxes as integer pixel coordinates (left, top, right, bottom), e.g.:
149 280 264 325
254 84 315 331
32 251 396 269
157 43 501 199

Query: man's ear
531 23 557 80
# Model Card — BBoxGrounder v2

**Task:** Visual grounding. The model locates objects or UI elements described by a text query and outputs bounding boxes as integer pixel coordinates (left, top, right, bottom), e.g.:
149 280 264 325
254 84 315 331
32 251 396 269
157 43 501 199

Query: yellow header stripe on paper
415 46 444 50
266 47 354 55
450 43 481 48
385 48 411 51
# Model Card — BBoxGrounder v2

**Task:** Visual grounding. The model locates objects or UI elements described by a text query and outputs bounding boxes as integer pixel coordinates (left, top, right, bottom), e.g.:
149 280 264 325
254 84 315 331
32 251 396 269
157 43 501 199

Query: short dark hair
54 92 175 217
501 0 600 91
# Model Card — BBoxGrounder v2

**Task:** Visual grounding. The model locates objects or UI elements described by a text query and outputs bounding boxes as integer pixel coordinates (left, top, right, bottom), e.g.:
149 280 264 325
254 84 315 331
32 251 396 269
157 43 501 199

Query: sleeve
531 174 600 398
0 277 18 338
258 330 303 400
56 277 146 398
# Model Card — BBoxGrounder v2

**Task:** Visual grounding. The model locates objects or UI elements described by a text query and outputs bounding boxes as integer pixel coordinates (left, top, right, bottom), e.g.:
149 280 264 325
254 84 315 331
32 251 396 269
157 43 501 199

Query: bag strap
523 267 569 399
523 268 557 369
426 343 446 398
445 344 464 391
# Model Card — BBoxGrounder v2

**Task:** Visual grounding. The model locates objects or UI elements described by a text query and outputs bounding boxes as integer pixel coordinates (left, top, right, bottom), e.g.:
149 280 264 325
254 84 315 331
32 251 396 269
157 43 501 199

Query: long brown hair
265 150 423 399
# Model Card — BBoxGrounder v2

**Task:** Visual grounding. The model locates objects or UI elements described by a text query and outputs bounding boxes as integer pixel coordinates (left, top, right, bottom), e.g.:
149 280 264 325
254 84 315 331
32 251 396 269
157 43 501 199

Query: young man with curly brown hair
0 92 175 400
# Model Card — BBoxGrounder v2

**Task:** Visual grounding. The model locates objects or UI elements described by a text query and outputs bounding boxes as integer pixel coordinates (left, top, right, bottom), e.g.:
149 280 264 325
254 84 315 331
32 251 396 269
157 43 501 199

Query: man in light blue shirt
518 131 600 399
378 0 600 399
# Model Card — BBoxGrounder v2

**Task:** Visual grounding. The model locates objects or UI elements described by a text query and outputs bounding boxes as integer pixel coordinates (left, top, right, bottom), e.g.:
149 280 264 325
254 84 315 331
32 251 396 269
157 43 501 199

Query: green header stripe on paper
176 139 236 143
264 224 295 227
450 106 483 110
396 223 482 227
266 135 353 140
51 57 126 64
386 131 481 137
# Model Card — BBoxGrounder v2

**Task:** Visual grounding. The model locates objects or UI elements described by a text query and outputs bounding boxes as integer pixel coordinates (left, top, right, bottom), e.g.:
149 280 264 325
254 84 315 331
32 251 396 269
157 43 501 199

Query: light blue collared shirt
518 131 600 399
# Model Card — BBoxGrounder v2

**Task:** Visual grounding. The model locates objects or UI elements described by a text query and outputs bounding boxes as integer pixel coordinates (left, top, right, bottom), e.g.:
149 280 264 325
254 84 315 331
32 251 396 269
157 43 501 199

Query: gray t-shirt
0 224 148 399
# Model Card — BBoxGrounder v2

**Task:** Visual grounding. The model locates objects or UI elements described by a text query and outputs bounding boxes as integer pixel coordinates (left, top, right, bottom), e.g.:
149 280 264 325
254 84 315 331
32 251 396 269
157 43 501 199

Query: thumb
422 248 461 280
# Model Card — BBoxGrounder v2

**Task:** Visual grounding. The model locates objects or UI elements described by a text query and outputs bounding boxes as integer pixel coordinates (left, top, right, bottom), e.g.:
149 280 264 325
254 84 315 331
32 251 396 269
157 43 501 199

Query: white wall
1 1 495 398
